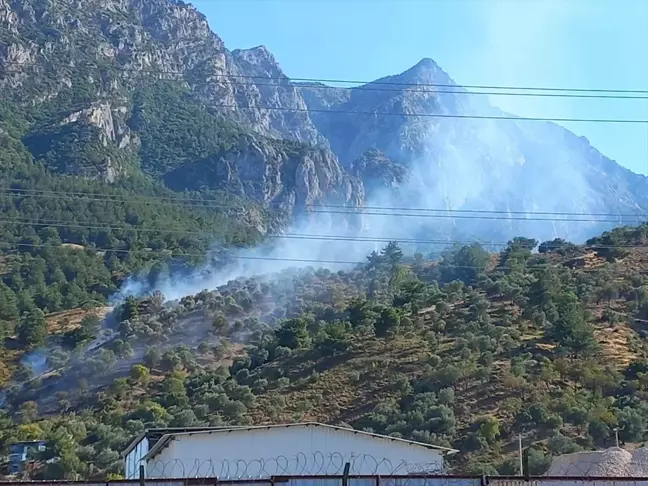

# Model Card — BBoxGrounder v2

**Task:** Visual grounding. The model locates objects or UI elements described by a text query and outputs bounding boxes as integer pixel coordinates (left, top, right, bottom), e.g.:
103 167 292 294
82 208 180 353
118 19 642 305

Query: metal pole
614 428 620 447
139 464 145 486
518 435 524 476
342 462 351 486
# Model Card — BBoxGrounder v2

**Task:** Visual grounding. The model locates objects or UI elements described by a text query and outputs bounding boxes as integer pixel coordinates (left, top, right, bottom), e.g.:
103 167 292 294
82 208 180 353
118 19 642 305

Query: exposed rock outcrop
59 103 137 150
350 149 408 194
163 135 363 228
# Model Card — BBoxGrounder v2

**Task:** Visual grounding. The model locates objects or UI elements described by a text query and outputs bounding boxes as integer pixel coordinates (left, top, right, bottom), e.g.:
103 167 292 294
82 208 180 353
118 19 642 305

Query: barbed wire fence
8 452 648 486
145 453 444 479
140 453 648 483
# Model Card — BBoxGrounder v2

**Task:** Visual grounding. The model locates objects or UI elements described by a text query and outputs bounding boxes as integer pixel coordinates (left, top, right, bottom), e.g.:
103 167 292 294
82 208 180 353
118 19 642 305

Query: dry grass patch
46 306 113 334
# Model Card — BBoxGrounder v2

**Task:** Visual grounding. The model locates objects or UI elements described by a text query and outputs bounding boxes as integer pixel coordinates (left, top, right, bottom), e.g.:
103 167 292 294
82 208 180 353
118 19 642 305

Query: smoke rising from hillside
470 0 579 118
114 219 380 302
355 0 623 251
110 1 633 304
125 136 625 305
11 0 647 407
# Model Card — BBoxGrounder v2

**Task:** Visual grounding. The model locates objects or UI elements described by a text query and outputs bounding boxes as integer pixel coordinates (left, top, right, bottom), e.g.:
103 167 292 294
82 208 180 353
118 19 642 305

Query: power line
219 73 648 96
193 103 648 125
0 241 629 274
2 188 647 221
4 80 640 123
233 81 648 101
4 62 648 96
0 240 399 266
235 80 648 100
2 216 646 250
4 217 648 254
1 198 641 223
3 67 648 123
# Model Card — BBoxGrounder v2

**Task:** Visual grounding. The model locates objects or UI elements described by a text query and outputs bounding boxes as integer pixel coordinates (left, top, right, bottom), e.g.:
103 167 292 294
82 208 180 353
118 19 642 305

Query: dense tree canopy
2 233 648 478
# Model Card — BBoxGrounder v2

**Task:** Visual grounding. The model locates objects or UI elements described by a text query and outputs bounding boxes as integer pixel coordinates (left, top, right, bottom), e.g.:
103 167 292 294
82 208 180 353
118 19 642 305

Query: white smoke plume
114 218 382 302
10 1 646 408
111 1 640 302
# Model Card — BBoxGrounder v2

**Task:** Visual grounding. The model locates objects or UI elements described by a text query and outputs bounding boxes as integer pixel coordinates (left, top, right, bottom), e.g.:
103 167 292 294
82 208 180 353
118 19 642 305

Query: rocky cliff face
350 149 407 195
1 0 323 145
227 47 327 147
300 59 473 164
2 0 647 242
163 134 363 224
0 0 351 212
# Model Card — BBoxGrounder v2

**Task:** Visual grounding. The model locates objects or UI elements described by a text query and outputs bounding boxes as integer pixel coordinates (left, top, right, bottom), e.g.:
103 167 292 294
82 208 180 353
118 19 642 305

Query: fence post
139 465 145 486
522 449 530 480
342 462 351 486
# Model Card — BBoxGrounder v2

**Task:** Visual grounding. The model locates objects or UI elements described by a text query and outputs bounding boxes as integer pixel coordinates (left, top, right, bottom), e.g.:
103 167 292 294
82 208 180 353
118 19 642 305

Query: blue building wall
125 438 150 479
8 441 46 474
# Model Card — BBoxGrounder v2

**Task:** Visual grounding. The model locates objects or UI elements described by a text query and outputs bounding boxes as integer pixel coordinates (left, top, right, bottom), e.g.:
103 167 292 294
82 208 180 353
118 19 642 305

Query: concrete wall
145 426 444 479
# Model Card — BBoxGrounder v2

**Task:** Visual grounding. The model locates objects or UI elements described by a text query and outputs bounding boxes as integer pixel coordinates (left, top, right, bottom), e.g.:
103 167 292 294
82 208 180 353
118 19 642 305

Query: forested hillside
4 228 648 478
3 0 648 481
0 91 267 322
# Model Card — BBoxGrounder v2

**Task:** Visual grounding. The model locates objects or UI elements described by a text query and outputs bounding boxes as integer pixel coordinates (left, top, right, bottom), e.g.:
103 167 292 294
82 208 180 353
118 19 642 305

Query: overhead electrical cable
2 217 648 253
0 240 635 274
211 103 648 125
215 73 648 96
4 62 648 97
1 188 647 221
227 80 648 100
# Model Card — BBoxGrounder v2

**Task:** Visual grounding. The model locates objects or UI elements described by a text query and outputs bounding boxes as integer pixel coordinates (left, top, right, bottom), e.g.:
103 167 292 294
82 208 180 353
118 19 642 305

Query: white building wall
126 438 150 479
146 426 444 479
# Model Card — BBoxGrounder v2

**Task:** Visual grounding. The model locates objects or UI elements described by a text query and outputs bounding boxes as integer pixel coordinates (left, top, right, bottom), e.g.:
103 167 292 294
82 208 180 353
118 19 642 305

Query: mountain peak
397 57 456 86
414 57 441 69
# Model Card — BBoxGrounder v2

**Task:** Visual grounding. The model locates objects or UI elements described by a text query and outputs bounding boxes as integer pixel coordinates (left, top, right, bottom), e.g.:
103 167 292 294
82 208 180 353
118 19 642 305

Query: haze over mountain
1 0 647 297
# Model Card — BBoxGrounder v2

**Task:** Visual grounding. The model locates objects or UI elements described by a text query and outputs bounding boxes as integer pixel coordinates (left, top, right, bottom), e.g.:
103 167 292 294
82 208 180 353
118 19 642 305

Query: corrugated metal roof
140 422 458 461
121 426 249 457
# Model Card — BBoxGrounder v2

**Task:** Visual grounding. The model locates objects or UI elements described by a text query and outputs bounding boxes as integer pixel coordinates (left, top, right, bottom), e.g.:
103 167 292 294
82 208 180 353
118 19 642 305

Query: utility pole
518 434 524 476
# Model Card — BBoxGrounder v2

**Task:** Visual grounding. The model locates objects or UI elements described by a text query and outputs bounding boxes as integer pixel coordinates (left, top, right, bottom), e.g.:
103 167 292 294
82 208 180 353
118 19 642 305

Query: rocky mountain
300 59 648 241
350 149 408 194
163 134 364 227
0 0 321 145
1 0 647 243
0 0 351 219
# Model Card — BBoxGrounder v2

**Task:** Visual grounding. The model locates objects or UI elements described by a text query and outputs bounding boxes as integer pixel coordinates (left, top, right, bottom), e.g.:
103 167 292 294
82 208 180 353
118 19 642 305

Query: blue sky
194 0 648 175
